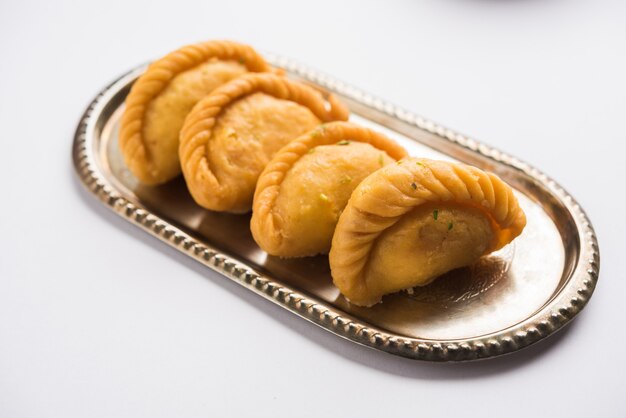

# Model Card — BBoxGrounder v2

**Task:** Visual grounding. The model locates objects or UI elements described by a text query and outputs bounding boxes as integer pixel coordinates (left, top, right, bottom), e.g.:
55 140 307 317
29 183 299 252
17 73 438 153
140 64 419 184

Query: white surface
1 0 625 416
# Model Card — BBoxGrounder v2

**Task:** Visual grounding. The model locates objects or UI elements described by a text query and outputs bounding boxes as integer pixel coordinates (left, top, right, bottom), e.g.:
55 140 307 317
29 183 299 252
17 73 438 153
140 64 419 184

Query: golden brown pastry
179 73 349 213
119 40 274 185
329 158 526 306
251 122 407 258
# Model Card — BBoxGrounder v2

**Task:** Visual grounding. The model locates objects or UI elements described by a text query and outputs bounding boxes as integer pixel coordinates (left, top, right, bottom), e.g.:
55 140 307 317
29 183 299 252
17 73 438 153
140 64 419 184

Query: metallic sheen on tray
72 56 600 361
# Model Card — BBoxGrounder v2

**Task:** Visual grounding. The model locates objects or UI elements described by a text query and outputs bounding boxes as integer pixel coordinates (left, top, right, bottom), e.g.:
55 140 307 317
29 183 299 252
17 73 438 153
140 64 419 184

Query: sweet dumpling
119 40 274 185
179 73 349 213
329 158 527 307
251 122 407 258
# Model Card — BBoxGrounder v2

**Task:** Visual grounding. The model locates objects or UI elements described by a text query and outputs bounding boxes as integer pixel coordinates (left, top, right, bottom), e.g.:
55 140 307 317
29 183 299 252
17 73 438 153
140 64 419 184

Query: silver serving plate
72 56 599 361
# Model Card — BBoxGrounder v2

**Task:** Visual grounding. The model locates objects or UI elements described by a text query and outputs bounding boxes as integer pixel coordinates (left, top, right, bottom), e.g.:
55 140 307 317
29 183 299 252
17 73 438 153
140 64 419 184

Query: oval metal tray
72 56 599 361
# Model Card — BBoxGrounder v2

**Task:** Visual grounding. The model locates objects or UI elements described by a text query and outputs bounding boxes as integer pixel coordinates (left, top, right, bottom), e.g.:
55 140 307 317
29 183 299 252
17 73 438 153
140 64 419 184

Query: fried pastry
329 158 527 306
179 73 349 213
119 40 274 185
251 122 407 257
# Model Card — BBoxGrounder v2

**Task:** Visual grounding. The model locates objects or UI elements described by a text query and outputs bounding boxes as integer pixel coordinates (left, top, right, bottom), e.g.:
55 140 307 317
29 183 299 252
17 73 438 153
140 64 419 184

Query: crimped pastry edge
178 73 350 212
251 121 408 257
329 157 527 307
119 40 274 185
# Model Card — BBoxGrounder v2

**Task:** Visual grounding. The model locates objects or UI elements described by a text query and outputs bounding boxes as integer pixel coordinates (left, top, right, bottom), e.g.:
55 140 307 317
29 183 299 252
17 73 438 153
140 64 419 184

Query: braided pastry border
73 57 599 362
178 73 350 212
329 157 527 306
119 40 273 185
250 121 408 256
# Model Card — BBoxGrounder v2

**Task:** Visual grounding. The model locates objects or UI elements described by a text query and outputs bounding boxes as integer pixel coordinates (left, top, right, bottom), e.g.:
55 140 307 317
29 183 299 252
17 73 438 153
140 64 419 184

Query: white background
1 0 625 416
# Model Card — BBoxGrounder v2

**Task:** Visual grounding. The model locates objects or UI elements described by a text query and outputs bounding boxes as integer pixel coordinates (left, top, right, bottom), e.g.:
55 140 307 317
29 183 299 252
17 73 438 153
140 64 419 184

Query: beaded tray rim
72 56 599 362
